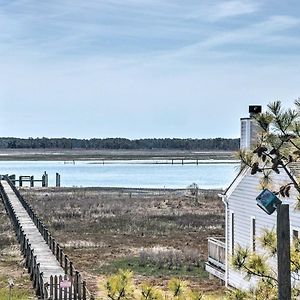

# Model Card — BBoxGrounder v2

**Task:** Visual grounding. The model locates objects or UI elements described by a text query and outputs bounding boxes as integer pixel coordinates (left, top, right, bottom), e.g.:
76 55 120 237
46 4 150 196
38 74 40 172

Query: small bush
139 247 201 270
103 270 203 300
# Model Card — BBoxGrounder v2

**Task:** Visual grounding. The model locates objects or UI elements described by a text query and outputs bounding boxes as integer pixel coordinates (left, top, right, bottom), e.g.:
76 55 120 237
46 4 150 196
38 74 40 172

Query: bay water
0 160 240 189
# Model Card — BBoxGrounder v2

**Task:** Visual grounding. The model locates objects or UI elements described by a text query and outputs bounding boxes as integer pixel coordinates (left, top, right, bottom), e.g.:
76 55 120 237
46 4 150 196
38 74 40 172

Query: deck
205 237 226 281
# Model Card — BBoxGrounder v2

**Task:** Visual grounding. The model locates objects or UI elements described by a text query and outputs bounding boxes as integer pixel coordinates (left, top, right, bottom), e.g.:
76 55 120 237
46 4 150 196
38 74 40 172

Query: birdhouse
256 189 282 215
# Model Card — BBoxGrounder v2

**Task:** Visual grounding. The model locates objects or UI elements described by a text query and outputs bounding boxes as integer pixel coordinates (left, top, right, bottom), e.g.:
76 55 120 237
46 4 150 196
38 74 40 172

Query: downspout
219 193 228 287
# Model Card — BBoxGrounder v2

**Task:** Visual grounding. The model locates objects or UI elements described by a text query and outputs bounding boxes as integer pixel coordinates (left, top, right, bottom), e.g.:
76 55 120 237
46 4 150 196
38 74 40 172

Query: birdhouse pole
277 203 291 300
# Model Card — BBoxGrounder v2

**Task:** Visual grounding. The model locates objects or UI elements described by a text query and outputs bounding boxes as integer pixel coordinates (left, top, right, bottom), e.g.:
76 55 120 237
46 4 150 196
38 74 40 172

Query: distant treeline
0 137 240 151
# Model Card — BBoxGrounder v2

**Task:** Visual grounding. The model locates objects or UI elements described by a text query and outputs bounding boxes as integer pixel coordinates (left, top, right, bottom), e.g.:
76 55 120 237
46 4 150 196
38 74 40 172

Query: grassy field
20 187 226 298
0 197 37 299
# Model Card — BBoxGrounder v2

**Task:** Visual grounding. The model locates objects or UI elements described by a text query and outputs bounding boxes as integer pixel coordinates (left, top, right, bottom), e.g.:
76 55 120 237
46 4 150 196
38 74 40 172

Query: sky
1 0 300 139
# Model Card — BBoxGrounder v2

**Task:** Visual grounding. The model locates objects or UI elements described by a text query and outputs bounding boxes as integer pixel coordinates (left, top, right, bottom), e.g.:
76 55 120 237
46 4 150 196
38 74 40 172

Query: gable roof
222 162 300 200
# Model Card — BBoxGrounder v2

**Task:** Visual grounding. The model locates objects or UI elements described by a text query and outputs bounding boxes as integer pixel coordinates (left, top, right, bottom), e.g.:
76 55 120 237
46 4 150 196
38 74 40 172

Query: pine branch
242 264 278 284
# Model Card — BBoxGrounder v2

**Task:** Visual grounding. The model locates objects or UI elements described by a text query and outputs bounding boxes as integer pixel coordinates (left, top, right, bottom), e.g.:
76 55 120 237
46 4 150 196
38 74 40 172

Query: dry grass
21 187 225 295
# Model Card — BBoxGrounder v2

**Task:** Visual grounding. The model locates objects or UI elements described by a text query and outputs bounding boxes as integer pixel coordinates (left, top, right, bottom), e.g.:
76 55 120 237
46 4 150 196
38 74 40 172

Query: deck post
42 171 48 187
56 173 61 187
30 176 34 187
45 172 48 187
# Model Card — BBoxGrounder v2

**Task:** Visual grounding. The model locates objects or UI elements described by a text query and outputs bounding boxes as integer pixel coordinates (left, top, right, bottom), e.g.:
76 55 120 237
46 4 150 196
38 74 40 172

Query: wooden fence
0 177 95 299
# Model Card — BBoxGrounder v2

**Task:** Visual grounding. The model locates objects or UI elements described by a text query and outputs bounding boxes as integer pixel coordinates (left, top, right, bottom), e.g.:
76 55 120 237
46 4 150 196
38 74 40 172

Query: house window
292 229 300 245
251 217 256 252
231 212 235 255
293 229 299 242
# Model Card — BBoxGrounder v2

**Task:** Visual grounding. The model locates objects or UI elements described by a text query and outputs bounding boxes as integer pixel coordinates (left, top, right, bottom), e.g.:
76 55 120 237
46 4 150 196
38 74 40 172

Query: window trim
291 226 300 243
230 211 235 255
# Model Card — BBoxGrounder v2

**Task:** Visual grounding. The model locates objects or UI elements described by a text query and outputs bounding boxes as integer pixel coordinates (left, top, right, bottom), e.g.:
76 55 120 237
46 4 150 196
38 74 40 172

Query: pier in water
0 160 239 189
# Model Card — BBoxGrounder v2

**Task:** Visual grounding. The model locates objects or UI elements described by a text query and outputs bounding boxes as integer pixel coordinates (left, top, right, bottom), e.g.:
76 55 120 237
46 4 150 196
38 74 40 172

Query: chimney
240 105 262 150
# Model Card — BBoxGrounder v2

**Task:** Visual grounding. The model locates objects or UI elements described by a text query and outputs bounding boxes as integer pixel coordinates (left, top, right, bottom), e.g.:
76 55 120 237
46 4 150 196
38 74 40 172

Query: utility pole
277 203 291 300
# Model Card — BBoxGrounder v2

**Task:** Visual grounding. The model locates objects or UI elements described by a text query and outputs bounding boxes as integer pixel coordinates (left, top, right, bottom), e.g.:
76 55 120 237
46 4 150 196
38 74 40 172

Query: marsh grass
0 275 35 300
21 187 225 294
22 188 224 239
0 288 32 300
139 247 202 269
94 256 208 279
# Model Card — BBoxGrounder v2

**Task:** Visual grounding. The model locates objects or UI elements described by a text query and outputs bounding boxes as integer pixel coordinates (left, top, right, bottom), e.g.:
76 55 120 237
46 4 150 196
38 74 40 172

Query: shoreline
0 149 237 161
20 186 223 193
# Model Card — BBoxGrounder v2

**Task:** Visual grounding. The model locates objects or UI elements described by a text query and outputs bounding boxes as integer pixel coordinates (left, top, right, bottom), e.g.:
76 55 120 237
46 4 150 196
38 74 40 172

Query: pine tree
232 100 300 298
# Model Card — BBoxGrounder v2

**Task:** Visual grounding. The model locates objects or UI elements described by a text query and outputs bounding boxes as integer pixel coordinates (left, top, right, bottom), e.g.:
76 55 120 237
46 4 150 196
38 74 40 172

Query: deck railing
208 237 225 270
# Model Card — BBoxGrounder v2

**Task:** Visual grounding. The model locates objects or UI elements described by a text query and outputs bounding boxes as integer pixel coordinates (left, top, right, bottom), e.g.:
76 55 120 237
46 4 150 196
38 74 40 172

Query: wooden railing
0 177 95 299
207 237 225 270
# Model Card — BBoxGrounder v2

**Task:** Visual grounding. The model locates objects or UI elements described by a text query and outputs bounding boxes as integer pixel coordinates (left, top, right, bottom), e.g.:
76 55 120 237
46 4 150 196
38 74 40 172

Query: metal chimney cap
249 105 262 114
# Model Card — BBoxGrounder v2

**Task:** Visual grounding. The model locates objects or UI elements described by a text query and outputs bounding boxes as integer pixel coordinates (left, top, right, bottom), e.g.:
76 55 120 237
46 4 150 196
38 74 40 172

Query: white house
205 106 300 289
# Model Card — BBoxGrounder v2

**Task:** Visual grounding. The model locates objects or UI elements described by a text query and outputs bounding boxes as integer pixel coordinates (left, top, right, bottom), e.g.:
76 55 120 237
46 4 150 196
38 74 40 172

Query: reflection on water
0 160 240 189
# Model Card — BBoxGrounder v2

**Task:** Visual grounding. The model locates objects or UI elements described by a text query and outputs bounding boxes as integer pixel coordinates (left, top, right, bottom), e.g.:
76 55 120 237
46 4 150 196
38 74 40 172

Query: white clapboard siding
226 166 300 289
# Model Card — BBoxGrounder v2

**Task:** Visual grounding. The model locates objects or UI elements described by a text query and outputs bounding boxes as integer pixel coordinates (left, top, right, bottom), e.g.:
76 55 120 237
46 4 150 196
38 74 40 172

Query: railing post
82 281 86 300
29 249 34 278
45 229 49 244
54 275 58 300
74 270 78 300
59 248 63 267
56 243 59 260
39 272 44 298
70 262 73 276
50 275 54 299
33 257 37 288
44 282 49 300
59 275 63 299
77 271 82 299
64 255 68 274
52 240 56 255
49 235 52 251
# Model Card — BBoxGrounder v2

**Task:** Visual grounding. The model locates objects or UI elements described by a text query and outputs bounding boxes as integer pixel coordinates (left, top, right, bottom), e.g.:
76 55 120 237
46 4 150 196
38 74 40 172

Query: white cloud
1 1 300 138
151 14 300 64
187 0 260 21
211 1 260 20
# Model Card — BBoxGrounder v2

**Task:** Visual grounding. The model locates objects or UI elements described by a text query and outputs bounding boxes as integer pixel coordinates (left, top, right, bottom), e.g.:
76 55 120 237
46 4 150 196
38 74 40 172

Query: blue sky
1 0 300 139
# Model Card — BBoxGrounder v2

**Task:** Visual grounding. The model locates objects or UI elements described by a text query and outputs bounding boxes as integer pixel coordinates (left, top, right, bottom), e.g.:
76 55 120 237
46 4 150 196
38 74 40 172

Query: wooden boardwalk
0 178 94 299
1 180 65 283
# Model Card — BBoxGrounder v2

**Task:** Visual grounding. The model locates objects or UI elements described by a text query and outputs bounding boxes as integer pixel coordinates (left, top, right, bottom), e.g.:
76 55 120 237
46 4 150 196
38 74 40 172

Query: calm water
0 160 239 189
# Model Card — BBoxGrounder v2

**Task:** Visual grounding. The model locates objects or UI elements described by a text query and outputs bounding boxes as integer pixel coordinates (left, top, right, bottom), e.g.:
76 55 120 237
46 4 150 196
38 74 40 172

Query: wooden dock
0 178 94 299
2 180 64 280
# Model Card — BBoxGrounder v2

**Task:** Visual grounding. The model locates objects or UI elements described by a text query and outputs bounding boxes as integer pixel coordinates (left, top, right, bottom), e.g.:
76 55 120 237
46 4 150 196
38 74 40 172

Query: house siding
227 167 300 289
